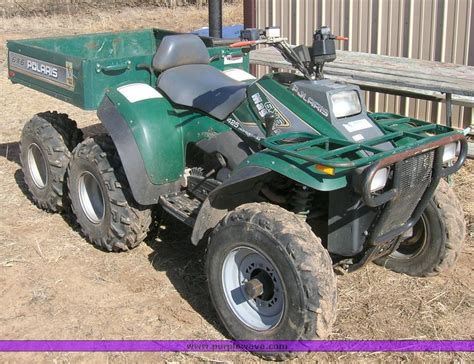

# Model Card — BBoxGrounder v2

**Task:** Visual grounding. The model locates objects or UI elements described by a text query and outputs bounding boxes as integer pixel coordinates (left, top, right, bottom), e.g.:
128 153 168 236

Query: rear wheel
375 179 465 277
20 112 83 212
206 203 337 361
68 136 152 252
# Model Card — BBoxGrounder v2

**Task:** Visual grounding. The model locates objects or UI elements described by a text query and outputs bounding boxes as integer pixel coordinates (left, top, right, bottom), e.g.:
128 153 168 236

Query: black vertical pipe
243 0 257 75
243 0 256 29
209 0 222 38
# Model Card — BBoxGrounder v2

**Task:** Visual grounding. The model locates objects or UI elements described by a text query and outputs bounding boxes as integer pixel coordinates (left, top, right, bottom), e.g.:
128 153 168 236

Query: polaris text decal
8 52 74 90
290 84 329 117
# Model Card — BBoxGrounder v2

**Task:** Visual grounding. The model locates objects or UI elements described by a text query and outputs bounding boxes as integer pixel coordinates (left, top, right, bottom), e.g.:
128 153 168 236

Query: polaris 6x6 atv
8 26 467 360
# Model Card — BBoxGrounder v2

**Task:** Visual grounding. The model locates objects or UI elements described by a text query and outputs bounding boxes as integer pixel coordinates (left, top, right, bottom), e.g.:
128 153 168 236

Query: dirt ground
0 4 473 363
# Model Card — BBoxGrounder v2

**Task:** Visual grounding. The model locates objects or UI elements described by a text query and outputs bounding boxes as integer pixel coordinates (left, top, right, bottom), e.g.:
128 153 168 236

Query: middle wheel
68 135 152 252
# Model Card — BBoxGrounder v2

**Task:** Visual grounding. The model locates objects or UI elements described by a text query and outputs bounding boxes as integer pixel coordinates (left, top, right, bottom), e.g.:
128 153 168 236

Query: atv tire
375 179 465 277
68 135 152 252
20 112 83 212
206 203 337 361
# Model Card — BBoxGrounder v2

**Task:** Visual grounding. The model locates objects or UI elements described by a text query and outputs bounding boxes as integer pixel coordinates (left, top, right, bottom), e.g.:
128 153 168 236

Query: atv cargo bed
7 29 248 110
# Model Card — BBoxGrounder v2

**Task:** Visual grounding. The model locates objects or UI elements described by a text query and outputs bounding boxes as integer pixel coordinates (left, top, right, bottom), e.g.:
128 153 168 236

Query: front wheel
206 203 337 361
375 179 466 277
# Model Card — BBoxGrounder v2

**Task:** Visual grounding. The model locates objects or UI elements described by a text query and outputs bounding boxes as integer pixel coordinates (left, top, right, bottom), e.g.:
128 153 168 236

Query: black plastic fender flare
191 166 272 245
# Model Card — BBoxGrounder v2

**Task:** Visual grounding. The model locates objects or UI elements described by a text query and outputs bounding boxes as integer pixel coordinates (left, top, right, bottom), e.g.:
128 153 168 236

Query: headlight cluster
330 91 362 118
370 167 389 192
369 141 459 193
442 142 458 164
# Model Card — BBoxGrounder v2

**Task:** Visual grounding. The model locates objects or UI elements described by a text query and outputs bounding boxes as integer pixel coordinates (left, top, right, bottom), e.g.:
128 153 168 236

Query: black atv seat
153 34 247 120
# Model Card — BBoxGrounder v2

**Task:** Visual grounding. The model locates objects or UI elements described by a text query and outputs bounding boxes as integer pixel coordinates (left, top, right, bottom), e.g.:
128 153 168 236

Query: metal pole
243 0 257 75
445 93 452 128
243 0 256 29
209 0 222 38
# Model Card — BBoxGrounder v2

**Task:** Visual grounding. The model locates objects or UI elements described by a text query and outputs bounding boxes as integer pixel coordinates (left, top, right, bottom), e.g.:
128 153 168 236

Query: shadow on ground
0 140 37 207
145 213 228 337
0 133 228 338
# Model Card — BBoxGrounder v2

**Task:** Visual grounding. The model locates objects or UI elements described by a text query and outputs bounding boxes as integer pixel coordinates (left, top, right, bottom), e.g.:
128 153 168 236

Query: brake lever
209 54 221 62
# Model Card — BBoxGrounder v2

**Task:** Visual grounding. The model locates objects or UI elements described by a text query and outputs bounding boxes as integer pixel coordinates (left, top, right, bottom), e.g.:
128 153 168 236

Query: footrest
159 192 202 227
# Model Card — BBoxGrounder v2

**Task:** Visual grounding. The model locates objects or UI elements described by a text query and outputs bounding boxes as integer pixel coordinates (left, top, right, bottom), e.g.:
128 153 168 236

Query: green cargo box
7 29 249 110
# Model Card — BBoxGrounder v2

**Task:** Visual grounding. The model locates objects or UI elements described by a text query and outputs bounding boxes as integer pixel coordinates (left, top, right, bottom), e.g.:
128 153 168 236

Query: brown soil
0 4 473 363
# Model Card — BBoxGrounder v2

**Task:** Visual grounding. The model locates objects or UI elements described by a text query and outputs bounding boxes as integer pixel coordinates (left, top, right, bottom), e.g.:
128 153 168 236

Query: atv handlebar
229 37 287 48
229 40 257 48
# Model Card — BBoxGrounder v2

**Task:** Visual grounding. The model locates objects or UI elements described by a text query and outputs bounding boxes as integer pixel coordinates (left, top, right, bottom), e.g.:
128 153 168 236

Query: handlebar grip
229 40 257 48
335 36 349 41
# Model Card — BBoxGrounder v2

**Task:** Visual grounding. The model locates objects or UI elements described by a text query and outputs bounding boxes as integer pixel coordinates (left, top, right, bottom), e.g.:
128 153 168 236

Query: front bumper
358 133 467 246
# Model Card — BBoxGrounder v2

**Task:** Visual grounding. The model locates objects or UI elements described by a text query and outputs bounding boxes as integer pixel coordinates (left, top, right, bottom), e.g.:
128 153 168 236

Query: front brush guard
360 133 467 208
360 133 467 246
345 133 467 273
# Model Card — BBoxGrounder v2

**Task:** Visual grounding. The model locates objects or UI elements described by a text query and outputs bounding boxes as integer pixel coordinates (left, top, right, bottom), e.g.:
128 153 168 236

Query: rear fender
97 84 184 205
97 83 231 205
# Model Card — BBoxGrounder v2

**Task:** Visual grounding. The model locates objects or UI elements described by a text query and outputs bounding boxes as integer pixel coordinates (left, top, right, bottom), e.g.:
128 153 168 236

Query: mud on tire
375 179 466 277
67 135 152 252
20 111 83 212
206 202 337 361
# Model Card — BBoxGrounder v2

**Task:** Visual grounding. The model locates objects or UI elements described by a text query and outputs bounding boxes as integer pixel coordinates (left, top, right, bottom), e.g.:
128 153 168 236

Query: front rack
258 113 465 170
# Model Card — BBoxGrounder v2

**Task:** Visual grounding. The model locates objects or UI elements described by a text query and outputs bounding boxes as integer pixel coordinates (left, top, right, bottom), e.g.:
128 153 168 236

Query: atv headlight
442 142 458 163
330 91 362 118
370 168 389 192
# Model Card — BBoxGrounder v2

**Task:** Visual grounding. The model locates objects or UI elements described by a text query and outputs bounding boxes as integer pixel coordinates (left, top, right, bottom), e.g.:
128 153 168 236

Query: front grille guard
256 114 468 250
346 141 466 272
361 136 467 246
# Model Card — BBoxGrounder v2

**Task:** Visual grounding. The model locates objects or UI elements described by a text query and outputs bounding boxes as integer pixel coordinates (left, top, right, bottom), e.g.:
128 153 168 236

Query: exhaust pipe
209 0 222 38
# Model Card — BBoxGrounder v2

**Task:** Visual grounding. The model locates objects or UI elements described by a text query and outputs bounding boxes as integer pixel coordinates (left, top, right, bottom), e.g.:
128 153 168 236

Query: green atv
8 26 467 360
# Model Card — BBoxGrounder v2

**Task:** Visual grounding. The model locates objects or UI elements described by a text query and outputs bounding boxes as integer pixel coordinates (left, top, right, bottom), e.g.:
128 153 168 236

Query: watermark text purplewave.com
0 340 472 352
186 342 288 352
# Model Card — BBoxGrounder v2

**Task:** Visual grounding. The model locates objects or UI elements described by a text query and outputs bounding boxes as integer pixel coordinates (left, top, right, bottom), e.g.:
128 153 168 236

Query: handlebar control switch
240 28 261 41
312 26 337 66
265 26 281 38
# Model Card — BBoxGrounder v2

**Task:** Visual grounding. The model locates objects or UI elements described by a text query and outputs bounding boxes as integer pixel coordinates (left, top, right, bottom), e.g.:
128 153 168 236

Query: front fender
190 149 349 244
239 149 349 191
191 166 271 245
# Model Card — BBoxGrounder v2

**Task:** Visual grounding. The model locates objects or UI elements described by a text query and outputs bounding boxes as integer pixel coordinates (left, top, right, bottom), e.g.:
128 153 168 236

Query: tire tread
68 135 151 252
210 202 337 361
20 111 83 212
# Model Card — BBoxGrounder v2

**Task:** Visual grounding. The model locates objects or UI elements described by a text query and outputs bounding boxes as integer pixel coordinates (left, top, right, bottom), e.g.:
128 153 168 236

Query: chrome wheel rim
27 143 48 189
78 171 105 224
221 246 285 331
392 215 428 259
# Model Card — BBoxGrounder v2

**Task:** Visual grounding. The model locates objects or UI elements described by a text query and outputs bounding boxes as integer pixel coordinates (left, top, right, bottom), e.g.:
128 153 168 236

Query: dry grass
0 4 473 363
0 0 240 17
0 2 243 41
